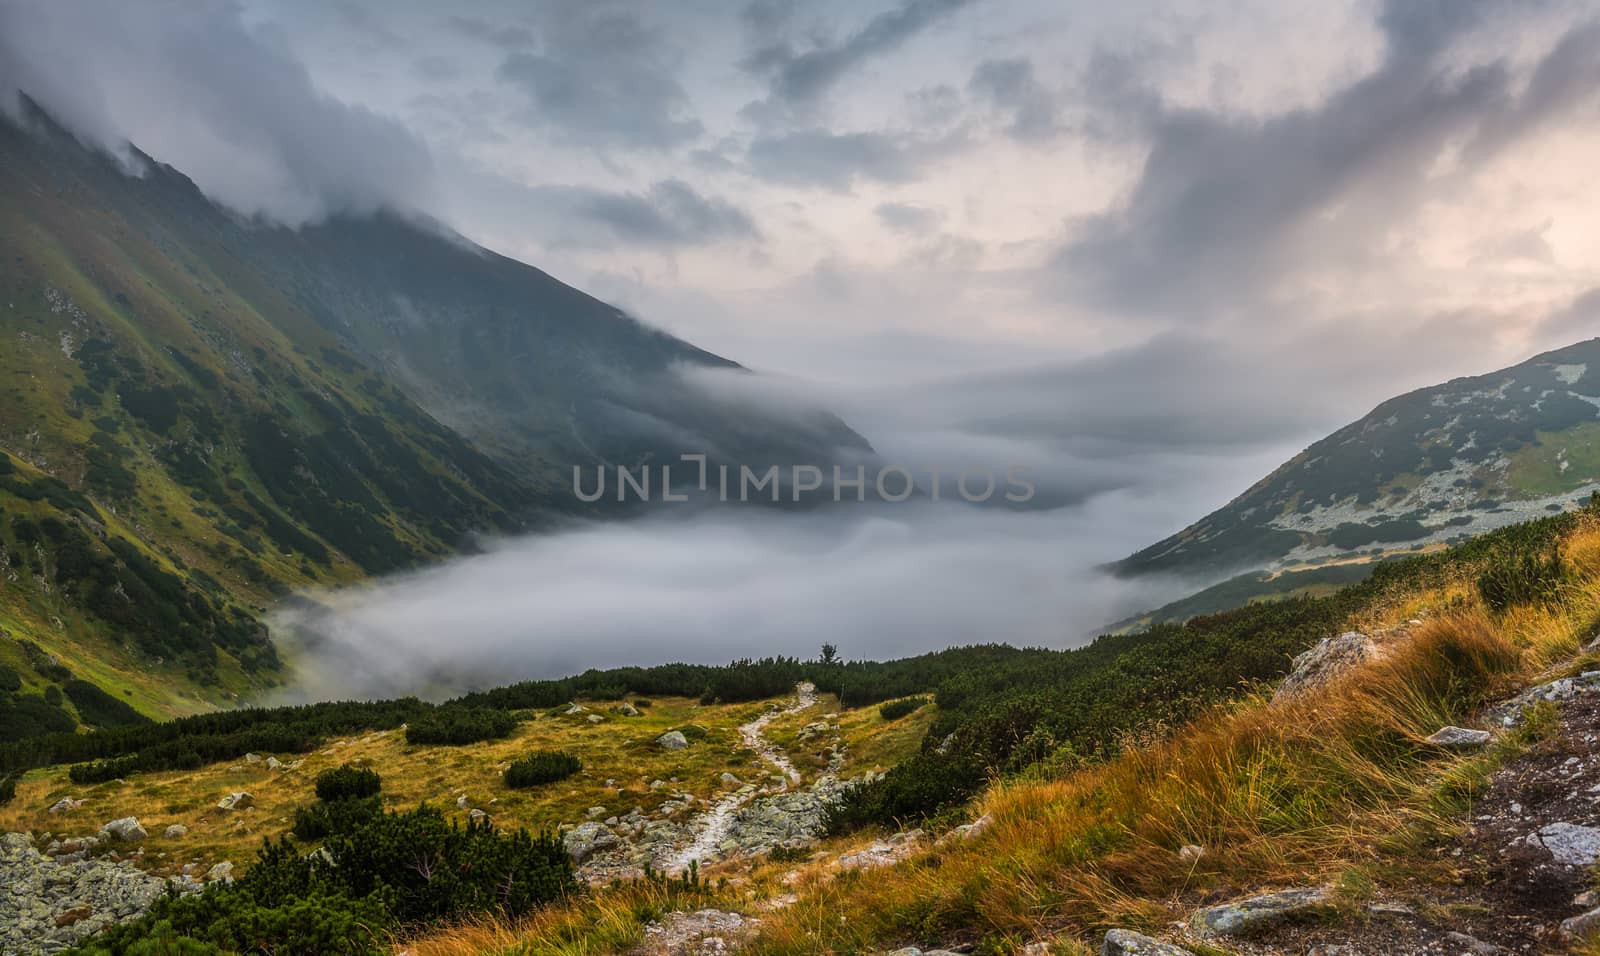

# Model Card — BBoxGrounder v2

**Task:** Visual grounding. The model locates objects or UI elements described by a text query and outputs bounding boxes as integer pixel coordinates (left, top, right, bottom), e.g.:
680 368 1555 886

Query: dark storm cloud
745 128 945 189
741 0 978 110
968 57 1061 142
875 201 944 233
1056 0 1600 316
447 169 758 249
495 7 703 149
1539 288 1600 346
0 0 436 225
446 14 534 50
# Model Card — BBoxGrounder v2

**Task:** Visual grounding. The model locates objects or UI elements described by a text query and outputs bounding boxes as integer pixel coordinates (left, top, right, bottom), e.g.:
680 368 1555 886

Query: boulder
468 809 488 823
564 703 587 715
586 714 604 724
215 792 253 812
1274 632 1372 701
244 753 262 764
1562 906 1600 940
1189 885 1336 938
1102 929 1196 956
206 861 234 882
1425 726 1492 747
656 730 689 751
48 798 83 814
456 794 470 809
616 702 640 717
162 825 188 840
1527 822 1600 866
265 756 283 770
563 822 621 863
99 818 147 842
720 773 742 788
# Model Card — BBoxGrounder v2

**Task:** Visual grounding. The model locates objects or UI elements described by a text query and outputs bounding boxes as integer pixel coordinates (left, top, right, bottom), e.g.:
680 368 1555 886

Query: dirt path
663 682 816 873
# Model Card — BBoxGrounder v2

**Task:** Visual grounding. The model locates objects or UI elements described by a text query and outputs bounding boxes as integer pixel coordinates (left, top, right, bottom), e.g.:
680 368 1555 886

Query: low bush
505 750 582 789
1478 548 1569 612
293 795 382 841
405 707 518 746
878 697 928 721
314 763 381 801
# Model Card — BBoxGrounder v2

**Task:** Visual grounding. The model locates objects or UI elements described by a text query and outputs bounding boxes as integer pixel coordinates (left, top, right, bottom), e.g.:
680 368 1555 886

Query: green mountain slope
1116 338 1600 579
0 100 863 730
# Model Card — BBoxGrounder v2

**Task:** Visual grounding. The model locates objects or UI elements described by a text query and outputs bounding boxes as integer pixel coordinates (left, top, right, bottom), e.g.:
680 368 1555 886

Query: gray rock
468 809 488 823
1527 822 1600 866
244 753 262 764
564 703 587 715
265 756 283 770
47 798 83 814
616 702 640 717
1102 929 1195 956
162 825 187 840
1492 672 1600 727
1189 885 1335 938
656 730 689 751
1275 632 1372 701
215 791 253 812
563 822 621 863
720 773 742 788
1561 906 1600 940
456 794 470 809
1444 931 1504 954
99 818 147 842
206 861 234 882
1425 726 1492 747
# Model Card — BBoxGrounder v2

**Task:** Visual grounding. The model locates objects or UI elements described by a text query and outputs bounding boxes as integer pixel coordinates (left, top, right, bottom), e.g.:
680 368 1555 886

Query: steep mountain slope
0 100 863 727
1117 338 1600 579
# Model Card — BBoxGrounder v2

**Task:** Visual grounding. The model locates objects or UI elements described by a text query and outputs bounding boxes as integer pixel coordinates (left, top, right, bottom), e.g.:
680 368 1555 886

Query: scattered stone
99 818 147 842
1 830 200 952
586 714 604 723
215 792 253 812
657 730 689 751
1177 844 1205 864
1491 672 1600 728
635 908 756 955
1526 822 1600 866
563 822 621 864
48 797 84 814
456 795 470 810
1101 928 1195 956
616 702 640 717
244 753 262 764
586 806 608 819
1189 885 1336 938
469 809 488 823
565 703 587 715
720 773 742 788
1425 726 1493 747
206 861 234 882
1444 931 1505 954
1274 632 1374 701
265 756 283 770
836 829 924 871
162 825 187 840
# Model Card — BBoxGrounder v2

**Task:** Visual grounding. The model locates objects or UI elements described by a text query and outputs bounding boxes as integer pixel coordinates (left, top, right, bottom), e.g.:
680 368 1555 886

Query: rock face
563 822 622 863
1189 885 1336 938
1 831 200 952
1101 929 1195 956
98 818 147 842
1274 632 1373 701
1425 726 1493 747
657 730 690 751
1527 822 1600 866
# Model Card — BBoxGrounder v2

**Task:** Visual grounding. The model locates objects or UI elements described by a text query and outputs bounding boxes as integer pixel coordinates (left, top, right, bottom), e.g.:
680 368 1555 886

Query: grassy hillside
1117 338 1600 579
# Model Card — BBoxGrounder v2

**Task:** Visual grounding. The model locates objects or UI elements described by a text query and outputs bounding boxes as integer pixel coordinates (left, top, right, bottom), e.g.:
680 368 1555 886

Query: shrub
505 750 582 789
64 679 150 728
293 795 382 841
0 773 15 806
879 696 928 721
85 806 574 954
314 763 381 802
405 707 518 746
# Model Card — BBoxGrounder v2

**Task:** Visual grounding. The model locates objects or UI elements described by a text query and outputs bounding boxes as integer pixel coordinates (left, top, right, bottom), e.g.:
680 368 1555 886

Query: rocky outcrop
1189 885 1336 938
1100 929 1195 956
836 829 924 872
1526 822 1600 866
1 832 201 953
1489 670 1600 728
1274 632 1374 701
564 822 623 864
633 908 756 955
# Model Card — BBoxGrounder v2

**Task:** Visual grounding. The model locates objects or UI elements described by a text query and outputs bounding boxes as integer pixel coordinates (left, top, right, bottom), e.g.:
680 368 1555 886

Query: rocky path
663 682 817 873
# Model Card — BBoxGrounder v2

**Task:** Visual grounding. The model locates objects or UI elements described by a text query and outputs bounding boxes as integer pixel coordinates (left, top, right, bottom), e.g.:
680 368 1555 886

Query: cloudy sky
4 0 1600 689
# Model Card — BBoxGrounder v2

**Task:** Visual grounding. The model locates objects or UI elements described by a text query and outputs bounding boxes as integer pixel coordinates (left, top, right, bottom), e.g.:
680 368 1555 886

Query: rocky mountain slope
0 98 864 728
1116 338 1600 580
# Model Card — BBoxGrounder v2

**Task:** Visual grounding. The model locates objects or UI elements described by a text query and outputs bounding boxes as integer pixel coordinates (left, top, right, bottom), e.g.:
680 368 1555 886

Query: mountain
1116 338 1600 579
0 99 863 729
